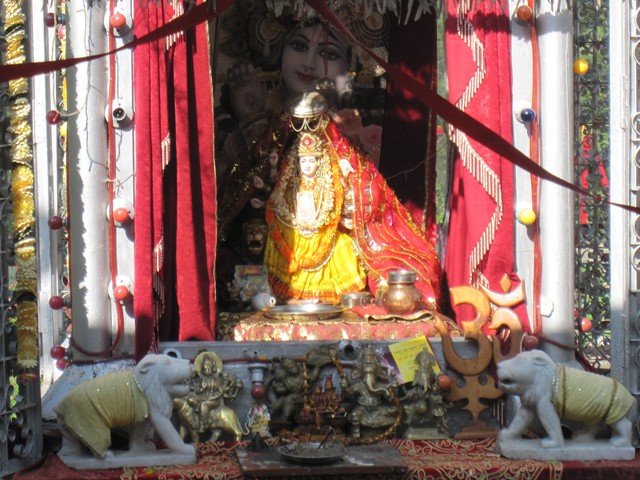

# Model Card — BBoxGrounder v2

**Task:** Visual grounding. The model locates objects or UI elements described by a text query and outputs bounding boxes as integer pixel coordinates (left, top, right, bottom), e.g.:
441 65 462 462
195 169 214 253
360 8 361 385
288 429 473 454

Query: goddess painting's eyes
288 38 308 53
320 47 341 61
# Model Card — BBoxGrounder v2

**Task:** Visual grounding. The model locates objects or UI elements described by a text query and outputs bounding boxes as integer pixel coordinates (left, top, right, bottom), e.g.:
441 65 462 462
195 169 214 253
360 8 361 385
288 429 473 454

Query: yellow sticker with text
388 336 440 383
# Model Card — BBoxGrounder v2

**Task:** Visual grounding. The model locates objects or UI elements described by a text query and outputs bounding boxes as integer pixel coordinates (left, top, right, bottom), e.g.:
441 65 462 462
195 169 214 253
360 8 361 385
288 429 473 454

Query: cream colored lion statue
497 350 634 447
56 354 196 461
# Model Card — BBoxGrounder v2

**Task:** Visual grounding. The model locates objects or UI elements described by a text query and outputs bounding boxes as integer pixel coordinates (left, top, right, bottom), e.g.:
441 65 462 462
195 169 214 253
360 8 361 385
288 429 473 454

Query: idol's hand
250 198 265 209
268 150 279 181
339 158 354 177
253 176 271 193
268 150 279 167
227 61 267 121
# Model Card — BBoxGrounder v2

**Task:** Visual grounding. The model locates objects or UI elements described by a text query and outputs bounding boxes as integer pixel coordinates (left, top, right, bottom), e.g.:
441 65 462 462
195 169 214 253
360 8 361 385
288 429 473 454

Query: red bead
44 12 57 27
251 383 266 400
46 110 62 125
112 207 131 224
436 374 451 391
113 285 131 302
109 12 127 30
49 296 65 310
515 4 533 22
56 358 68 370
48 215 65 230
522 334 540 351
580 317 593 333
57 24 66 40
435 125 444 135
50 345 66 360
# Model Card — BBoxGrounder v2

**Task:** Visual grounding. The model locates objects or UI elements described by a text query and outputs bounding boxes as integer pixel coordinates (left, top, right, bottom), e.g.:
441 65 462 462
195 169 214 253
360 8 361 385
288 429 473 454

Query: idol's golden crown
297 132 324 158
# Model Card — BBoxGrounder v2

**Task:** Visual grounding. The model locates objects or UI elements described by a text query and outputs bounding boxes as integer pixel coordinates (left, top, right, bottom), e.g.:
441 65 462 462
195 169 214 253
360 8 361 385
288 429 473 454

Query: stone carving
55 354 196 469
496 350 635 460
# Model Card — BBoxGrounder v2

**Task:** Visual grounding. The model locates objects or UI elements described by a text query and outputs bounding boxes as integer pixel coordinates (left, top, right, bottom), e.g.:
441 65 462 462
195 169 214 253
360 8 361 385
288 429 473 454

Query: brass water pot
381 270 422 315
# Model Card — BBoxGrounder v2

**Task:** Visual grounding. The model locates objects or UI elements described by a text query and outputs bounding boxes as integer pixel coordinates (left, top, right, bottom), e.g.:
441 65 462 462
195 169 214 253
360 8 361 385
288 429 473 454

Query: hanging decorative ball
113 285 132 302
515 4 534 23
573 58 590 75
110 12 127 30
49 295 65 310
435 125 445 135
44 12 57 27
579 317 593 333
57 24 66 40
436 374 452 391
517 208 536 225
56 358 68 370
48 215 66 230
112 207 131 224
519 108 536 123
46 110 63 125
251 383 266 400
316 77 335 91
522 334 540 351
50 345 66 360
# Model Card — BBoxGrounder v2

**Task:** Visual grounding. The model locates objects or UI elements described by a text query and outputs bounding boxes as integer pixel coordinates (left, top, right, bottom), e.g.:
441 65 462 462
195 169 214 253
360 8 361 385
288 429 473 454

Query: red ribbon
0 0 230 82
2 0 635 214
304 0 639 215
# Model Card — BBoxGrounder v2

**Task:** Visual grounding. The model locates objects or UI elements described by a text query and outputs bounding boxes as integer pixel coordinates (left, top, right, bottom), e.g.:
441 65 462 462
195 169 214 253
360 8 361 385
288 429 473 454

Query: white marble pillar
537 3 576 362
66 0 113 360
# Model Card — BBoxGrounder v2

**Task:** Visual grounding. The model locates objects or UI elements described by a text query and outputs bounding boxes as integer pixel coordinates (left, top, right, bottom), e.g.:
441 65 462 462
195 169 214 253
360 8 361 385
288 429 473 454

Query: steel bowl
340 292 374 309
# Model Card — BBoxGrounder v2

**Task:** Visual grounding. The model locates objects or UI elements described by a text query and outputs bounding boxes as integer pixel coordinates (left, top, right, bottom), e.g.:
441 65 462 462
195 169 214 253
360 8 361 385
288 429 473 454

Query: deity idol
263 92 442 305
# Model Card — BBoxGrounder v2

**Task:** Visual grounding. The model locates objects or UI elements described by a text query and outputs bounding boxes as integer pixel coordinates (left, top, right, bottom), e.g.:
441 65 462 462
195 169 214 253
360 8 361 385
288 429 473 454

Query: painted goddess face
298 155 319 178
281 23 350 96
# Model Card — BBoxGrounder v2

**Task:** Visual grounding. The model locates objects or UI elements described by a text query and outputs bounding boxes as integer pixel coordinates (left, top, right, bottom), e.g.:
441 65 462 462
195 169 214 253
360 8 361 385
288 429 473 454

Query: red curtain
133 0 217 358
379 13 437 231
444 0 528 329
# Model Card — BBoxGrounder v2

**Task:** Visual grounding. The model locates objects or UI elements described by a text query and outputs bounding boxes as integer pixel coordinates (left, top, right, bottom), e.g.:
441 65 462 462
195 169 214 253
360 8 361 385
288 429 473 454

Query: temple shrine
1 0 639 478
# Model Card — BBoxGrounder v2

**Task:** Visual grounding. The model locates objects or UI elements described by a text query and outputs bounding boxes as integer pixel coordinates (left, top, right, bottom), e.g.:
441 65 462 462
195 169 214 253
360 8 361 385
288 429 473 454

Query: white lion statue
497 350 634 448
55 354 196 464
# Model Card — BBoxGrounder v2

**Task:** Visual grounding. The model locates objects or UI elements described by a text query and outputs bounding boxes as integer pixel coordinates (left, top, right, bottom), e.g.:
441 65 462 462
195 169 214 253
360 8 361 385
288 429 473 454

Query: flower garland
2 0 38 369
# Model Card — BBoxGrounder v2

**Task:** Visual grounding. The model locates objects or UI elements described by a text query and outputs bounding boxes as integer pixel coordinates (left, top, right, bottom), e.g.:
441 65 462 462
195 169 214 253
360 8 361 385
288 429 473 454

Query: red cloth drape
133 0 169 357
133 0 217 357
444 0 528 329
379 13 437 231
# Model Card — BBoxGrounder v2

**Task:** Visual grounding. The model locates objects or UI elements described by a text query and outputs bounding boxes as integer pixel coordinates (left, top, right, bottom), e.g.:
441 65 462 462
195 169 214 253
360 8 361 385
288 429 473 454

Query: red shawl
326 122 442 303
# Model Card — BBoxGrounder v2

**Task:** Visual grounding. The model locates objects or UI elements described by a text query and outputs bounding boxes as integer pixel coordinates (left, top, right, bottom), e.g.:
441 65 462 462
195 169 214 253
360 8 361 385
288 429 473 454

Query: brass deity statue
343 345 401 439
174 351 246 442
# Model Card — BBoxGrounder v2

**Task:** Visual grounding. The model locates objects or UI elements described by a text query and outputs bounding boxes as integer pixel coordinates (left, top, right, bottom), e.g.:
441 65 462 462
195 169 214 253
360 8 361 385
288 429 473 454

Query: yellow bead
518 208 536 225
573 58 589 75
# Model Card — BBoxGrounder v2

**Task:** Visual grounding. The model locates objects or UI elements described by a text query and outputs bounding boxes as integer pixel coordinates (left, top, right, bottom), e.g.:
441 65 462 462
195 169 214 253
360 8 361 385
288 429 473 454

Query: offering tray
262 303 344 321
277 441 346 465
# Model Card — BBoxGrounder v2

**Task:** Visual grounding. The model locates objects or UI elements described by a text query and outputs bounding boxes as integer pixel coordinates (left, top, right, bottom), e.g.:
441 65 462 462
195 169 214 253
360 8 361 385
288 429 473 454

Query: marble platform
496 437 636 461
57 450 196 470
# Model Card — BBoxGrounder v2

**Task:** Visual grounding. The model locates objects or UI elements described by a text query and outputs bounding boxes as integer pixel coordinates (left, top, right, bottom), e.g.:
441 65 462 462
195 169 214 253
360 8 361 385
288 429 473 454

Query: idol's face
298 155 319 178
281 23 350 96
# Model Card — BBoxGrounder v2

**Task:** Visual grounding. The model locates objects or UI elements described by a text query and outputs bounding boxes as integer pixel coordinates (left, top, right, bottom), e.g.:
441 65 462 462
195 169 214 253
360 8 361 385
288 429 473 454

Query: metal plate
277 442 346 465
262 304 344 321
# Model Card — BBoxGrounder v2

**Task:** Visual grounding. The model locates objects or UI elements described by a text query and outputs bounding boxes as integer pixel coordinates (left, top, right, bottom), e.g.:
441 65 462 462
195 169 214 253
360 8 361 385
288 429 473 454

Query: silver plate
262 303 344 321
